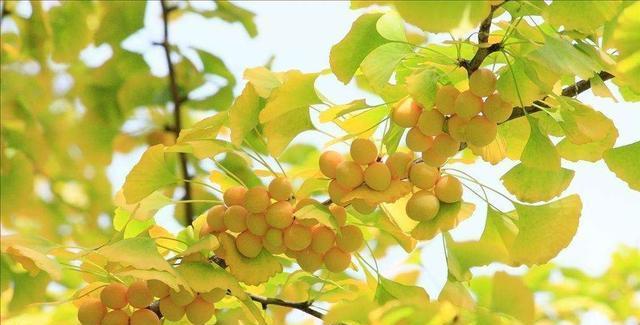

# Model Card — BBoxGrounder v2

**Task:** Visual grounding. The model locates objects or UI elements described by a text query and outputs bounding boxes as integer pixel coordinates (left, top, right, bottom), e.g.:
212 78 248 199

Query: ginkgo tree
1 1 639 324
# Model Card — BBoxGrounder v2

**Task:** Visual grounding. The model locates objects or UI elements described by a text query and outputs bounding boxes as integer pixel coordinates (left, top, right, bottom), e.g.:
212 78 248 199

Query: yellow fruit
310 226 335 254
454 90 483 119
268 177 293 201
435 85 460 115
392 97 422 127
170 287 195 307
350 138 378 165
447 115 469 141
417 109 445 136
265 201 294 229
223 186 247 206
363 162 391 191
336 225 364 252
263 239 286 254
329 204 347 227
351 198 376 214
408 163 440 189
243 186 271 213
318 150 344 179
323 247 351 272
422 148 448 167
406 190 440 221
185 297 215 325
223 205 248 233
284 224 312 251
264 227 285 254
483 93 513 123
159 296 185 321
433 133 460 157
130 309 160 325
147 280 170 298
206 205 226 232
435 175 463 203
101 309 129 325
235 231 263 258
78 298 106 325
200 288 226 303
100 283 128 309
199 222 212 237
469 68 497 97
297 249 323 272
406 127 434 152
246 213 269 236
335 161 364 189
328 180 350 204
127 280 153 309
465 115 497 147
386 152 414 179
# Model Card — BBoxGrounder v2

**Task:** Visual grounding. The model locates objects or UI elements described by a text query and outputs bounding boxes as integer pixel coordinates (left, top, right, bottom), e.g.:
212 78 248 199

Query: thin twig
248 294 324 319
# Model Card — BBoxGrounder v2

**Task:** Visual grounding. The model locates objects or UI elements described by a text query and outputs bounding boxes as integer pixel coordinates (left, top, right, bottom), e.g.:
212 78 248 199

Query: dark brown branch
458 3 503 75
249 294 324 320
160 0 194 224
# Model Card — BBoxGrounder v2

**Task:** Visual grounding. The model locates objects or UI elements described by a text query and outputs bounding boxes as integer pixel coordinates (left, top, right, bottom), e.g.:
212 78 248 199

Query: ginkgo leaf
557 126 618 162
295 202 339 230
546 0 621 35
5 245 62 281
411 202 476 240
116 269 182 291
603 141 640 191
496 58 548 107
342 180 412 205
96 237 175 274
8 272 50 313
319 99 368 123
406 68 439 109
528 35 602 80
243 67 283 98
176 261 245 298
178 234 220 257
502 164 575 203
361 42 413 90
219 233 282 286
376 213 417 253
258 70 320 124
392 1 491 34
375 275 429 305
498 117 531 160
177 112 228 144
491 272 535 324
263 108 315 157
438 281 475 310
167 139 232 159
122 145 177 204
613 2 640 93
556 98 614 145
334 104 390 139
115 190 173 222
468 133 507 165
229 84 262 146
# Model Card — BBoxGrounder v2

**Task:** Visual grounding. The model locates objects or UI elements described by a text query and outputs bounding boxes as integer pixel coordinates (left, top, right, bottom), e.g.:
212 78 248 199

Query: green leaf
178 234 220 257
117 73 169 113
263 108 315 157
94 1 146 46
546 0 621 34
8 272 49 313
195 49 236 85
411 202 476 240
491 272 535 324
375 276 429 305
382 123 404 155
218 152 262 188
528 35 602 80
122 145 177 204
258 70 320 124
5 245 62 281
49 2 93 62
392 1 491 33
613 2 640 93
96 237 175 274
496 58 547 107
406 68 439 109
557 126 618 162
176 262 245 298
502 164 575 203
210 1 258 37
319 99 368 123
376 11 407 42
376 213 417 253
243 67 283 98
556 98 614 145
295 202 338 230
1 152 34 217
361 42 413 90
603 141 640 191
229 84 262 147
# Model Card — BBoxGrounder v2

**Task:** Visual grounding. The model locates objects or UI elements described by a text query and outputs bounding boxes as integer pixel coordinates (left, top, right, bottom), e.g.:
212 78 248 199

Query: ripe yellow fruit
200 288 226 304
323 247 351 272
351 198 376 214
100 283 128 309
406 127 434 152
127 280 153 309
328 180 349 204
223 205 248 233
469 68 497 98
335 161 364 189
170 287 196 307
435 175 463 203
284 224 312 251
435 85 460 115
235 231 263 258
159 296 185 321
483 93 513 123
454 90 483 119
392 97 422 127
206 205 226 232
147 280 170 299
243 186 271 213
465 115 497 147
101 309 129 325
447 114 469 141
78 298 106 325
336 225 364 252
223 186 247 206
318 150 344 179
406 190 440 221
328 204 347 227
246 213 269 236
297 249 323 272
363 162 391 191
269 177 293 201
385 151 414 179
265 201 294 229
350 138 378 165
422 149 448 167
185 297 215 325
433 133 460 158
408 163 440 189
263 239 286 254
310 226 335 254
417 109 445 136
130 309 160 325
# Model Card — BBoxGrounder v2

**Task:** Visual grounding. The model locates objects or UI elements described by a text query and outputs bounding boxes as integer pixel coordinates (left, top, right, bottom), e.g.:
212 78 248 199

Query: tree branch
159 0 194 224
249 294 324 320
458 3 503 75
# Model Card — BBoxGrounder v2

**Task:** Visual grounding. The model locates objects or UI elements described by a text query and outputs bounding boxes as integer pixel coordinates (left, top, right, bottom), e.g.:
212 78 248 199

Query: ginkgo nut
435 85 460 115
235 231 263 258
223 186 247 207
335 161 364 189
223 205 248 233
265 201 294 229
351 198 376 215
434 175 463 203
417 109 445 136
159 296 185 321
130 308 160 325
185 297 215 325
406 127 434 152
454 90 483 119
323 247 351 273
409 163 440 190
392 97 422 128
469 68 497 98
363 162 391 191
465 115 497 147
77 298 106 325
284 224 312 251
101 309 129 325
100 283 128 310
335 225 363 252
385 152 414 179
319 151 344 179
268 177 293 201
147 279 170 299
310 226 335 254
406 190 440 221
246 213 269 236
350 138 378 165
127 280 153 309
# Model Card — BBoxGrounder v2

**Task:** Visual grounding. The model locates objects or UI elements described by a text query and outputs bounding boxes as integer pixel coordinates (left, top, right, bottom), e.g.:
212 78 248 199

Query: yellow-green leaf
491 272 535 324
96 237 175 274
613 2 640 93
263 108 315 157
122 145 177 204
392 1 491 33
229 84 262 146
603 141 640 191
502 164 575 203
342 180 412 205
258 70 320 124
219 233 282 286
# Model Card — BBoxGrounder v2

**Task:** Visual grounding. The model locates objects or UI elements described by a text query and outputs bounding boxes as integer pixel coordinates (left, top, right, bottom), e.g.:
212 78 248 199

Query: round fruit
386 152 414 179
269 177 293 201
265 201 294 229
284 224 312 251
406 190 440 221
432 133 460 157
264 228 284 248
454 90 483 119
435 85 460 115
127 280 153 309
406 127 434 152
297 249 323 272
335 225 364 252
324 247 351 273
130 308 160 325
159 296 185 321
408 163 440 189
335 161 364 189
223 205 248 233
319 151 344 179
223 186 247 206
447 115 468 141
243 186 271 213
469 68 497 97
328 204 347 227
147 279 170 298
246 213 269 236
350 138 378 165
422 149 448 167
206 205 226 232
185 297 215 325
263 238 286 255
78 298 106 325
328 180 349 204
170 287 195 307
363 162 391 191
465 115 497 147
483 93 512 123
417 109 445 136
201 288 226 303
434 175 463 203
351 198 376 214
235 231 263 258
310 226 335 254
100 283 128 309
101 309 129 325
392 97 421 127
